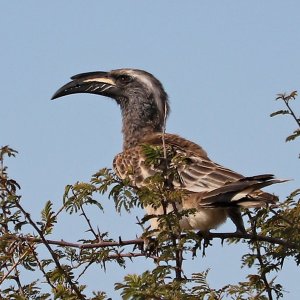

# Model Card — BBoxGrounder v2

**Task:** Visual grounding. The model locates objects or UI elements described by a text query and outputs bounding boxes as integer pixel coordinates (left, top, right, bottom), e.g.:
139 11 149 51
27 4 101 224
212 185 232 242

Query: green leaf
41 200 57 235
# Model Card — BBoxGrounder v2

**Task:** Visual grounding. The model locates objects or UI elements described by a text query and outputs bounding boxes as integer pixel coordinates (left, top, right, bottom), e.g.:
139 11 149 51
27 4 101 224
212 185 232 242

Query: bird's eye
117 75 133 84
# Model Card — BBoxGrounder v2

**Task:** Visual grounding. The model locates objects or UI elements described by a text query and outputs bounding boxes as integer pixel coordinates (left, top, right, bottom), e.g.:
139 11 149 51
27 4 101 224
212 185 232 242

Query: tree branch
2 231 297 251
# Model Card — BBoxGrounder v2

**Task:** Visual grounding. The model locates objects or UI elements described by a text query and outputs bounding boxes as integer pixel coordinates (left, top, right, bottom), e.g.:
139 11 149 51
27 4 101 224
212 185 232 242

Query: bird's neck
121 107 163 150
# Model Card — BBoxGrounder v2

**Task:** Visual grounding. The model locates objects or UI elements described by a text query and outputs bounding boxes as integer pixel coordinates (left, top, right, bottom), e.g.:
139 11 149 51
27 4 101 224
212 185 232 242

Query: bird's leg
228 207 247 234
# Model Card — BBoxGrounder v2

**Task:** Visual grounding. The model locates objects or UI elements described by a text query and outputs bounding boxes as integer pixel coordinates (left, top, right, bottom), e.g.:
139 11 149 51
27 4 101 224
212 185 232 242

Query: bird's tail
197 174 288 208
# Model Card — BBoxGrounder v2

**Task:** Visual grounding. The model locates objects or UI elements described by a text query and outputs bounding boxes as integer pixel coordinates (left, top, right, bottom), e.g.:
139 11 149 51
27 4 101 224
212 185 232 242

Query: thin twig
0 249 29 285
27 243 56 290
159 101 184 280
284 99 300 128
162 100 168 160
269 208 293 226
76 259 96 282
13 268 25 297
80 204 98 239
255 241 273 300
0 240 19 271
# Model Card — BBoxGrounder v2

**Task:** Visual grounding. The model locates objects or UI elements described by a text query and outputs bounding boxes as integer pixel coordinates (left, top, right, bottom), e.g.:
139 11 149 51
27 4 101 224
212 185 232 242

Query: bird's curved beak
51 71 120 100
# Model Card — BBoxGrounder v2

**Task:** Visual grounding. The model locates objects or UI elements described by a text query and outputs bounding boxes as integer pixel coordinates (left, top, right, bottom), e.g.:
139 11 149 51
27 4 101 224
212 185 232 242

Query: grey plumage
52 68 285 233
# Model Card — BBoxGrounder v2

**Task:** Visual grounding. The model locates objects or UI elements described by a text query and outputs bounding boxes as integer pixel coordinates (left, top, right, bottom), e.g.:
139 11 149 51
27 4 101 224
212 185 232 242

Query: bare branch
2 231 298 251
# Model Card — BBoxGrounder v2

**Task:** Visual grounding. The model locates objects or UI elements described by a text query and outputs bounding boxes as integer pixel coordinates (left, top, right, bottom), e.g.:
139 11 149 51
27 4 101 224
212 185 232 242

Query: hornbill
52 68 284 233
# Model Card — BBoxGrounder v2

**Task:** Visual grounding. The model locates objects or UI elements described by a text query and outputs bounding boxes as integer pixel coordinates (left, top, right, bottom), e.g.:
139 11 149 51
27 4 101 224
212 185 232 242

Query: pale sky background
1 1 299 299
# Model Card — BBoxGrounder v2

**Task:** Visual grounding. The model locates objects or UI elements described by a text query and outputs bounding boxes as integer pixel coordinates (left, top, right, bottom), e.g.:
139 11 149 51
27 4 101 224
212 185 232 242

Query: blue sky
1 1 299 298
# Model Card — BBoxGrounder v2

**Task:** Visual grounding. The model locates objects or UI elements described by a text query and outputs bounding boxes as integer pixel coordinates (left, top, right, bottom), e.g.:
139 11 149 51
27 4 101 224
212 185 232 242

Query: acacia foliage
0 92 299 299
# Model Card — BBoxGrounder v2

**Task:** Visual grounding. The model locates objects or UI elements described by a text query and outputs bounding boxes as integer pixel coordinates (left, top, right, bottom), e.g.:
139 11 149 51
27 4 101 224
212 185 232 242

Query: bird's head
52 69 170 149
53 68 169 123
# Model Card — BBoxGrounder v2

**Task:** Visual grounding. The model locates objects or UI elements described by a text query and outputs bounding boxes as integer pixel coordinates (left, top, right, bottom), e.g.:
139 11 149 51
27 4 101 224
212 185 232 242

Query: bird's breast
113 148 156 187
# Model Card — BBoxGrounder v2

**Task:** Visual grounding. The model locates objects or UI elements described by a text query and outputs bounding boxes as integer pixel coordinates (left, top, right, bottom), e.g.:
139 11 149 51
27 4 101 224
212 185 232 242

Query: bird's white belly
145 205 227 232
186 208 227 231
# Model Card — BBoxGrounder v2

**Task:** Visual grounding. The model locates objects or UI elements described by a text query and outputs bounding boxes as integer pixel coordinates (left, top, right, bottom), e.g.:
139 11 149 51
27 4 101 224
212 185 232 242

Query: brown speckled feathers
113 133 279 204
113 133 281 232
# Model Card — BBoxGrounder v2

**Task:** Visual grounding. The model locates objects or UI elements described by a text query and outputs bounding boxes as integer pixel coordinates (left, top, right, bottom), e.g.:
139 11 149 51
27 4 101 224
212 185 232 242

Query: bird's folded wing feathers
113 133 284 208
195 175 284 207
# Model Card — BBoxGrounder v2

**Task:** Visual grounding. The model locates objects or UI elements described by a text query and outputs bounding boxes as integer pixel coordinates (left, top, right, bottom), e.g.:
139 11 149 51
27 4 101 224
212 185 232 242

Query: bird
52 68 284 234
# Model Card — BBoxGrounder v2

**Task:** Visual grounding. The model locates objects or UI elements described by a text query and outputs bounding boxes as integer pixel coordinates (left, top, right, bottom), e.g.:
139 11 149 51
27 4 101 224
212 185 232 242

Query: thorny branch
1 230 297 252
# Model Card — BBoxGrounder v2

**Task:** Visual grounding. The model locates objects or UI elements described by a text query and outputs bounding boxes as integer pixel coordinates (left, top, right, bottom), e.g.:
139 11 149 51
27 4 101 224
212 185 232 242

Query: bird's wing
113 133 281 208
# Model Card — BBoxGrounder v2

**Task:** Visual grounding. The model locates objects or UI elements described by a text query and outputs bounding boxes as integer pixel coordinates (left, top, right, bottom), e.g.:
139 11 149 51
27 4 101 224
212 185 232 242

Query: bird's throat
119 95 165 150
122 119 161 150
